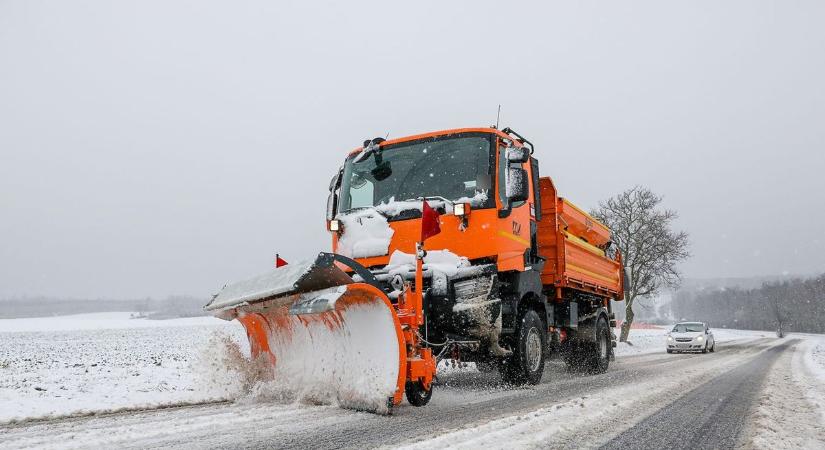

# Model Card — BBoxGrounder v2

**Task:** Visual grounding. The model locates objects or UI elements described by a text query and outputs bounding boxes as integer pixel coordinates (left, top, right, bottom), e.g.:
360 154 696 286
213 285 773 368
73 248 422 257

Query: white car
666 322 715 353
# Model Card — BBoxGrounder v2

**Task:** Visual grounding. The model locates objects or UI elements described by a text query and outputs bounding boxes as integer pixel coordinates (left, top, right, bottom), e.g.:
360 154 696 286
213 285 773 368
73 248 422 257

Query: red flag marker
421 201 441 242
275 254 288 268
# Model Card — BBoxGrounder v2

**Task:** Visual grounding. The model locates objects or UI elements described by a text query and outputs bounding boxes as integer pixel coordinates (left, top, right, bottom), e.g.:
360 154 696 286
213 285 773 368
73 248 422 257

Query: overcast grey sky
1 0 824 299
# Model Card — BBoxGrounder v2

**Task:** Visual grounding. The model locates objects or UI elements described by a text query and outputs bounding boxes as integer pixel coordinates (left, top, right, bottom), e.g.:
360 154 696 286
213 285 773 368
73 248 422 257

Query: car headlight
697 336 704 342
667 336 673 342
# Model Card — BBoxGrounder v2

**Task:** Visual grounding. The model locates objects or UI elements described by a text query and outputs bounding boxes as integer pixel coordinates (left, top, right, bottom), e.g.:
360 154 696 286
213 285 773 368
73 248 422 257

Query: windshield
672 323 704 333
337 133 495 214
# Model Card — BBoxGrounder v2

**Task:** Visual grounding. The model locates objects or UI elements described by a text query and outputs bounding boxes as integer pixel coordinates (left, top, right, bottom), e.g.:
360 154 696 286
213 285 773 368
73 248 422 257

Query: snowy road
3 335 813 449
602 339 796 449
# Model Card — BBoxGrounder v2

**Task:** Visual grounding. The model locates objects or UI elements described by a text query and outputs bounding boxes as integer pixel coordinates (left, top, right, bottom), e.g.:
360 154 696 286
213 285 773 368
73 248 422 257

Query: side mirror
326 168 342 221
326 192 337 221
328 170 342 192
506 167 529 202
506 147 529 163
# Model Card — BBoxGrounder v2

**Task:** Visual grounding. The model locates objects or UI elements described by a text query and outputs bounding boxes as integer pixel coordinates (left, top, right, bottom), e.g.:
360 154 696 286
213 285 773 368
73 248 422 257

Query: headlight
328 219 341 232
696 336 704 342
667 336 673 342
454 202 470 217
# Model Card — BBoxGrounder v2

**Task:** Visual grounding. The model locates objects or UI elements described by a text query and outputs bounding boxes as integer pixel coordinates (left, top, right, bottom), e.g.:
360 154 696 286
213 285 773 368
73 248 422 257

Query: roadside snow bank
799 334 825 423
745 334 825 449
0 315 246 423
612 327 668 357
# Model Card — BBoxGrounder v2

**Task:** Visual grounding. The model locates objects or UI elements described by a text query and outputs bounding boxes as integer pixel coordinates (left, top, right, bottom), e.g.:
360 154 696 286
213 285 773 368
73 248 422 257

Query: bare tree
769 296 785 337
763 283 786 338
591 187 690 342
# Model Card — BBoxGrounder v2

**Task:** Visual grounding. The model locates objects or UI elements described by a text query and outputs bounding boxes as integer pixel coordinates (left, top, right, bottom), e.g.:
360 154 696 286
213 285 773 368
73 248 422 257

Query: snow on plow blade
205 253 406 413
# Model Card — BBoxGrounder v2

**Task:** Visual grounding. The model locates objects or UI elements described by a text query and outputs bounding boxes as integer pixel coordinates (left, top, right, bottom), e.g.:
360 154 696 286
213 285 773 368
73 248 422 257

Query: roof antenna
495 105 501 129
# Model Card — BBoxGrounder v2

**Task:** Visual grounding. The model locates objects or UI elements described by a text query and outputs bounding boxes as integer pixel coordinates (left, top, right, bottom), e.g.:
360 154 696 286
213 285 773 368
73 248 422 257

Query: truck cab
328 128 535 272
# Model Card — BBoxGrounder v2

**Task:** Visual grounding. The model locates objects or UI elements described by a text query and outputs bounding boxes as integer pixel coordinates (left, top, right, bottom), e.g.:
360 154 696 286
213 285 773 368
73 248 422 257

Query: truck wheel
500 309 546 385
585 318 611 374
405 381 432 407
563 318 611 373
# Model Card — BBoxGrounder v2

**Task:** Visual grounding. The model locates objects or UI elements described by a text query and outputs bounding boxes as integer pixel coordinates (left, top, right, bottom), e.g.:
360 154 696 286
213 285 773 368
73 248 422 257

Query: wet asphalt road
602 340 797 450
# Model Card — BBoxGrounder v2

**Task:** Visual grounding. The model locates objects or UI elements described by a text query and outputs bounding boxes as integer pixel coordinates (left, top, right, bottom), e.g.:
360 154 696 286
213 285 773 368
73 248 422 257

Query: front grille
675 338 692 342
454 276 493 303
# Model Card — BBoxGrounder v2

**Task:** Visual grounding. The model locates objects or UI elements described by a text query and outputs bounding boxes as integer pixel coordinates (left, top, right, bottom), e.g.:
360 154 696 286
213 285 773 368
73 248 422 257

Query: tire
585 318 611 373
405 381 432 407
710 342 715 353
563 317 611 374
701 343 708 354
500 309 546 385
666 349 673 354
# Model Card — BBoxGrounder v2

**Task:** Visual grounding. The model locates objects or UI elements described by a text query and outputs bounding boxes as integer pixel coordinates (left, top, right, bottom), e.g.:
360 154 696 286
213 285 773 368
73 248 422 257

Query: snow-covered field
0 313 247 423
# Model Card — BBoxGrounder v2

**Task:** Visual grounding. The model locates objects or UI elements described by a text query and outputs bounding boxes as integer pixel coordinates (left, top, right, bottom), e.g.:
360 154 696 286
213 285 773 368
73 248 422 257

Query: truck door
495 138 532 272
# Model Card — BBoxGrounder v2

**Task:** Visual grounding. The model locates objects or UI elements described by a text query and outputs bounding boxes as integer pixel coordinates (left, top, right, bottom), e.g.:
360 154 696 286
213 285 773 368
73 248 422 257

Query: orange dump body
538 177 623 297
558 198 611 247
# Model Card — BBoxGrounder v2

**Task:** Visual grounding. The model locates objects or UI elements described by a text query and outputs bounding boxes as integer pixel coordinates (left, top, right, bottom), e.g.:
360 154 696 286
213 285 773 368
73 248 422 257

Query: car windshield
337 133 495 214
672 323 704 333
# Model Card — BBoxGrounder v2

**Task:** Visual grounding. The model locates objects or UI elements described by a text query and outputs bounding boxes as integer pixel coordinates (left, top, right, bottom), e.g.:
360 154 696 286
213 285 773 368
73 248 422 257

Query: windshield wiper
399 196 455 208
340 206 389 218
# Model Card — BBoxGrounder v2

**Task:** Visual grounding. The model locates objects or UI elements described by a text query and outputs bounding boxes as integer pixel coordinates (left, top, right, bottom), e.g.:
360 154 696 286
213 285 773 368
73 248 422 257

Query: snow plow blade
205 253 407 413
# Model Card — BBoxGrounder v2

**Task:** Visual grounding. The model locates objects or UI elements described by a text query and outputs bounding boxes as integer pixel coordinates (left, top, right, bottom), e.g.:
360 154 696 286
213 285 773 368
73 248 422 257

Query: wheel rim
599 331 608 359
526 327 542 372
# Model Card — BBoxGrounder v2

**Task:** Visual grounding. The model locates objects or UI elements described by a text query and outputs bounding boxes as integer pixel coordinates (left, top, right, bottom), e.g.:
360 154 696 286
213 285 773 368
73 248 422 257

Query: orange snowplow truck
206 127 624 412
